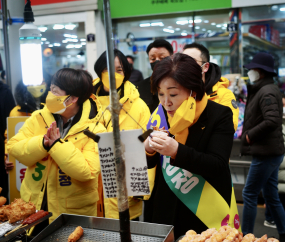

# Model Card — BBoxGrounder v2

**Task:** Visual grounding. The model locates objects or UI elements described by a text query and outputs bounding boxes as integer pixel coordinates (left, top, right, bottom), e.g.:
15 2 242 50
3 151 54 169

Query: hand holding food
68 226 84 242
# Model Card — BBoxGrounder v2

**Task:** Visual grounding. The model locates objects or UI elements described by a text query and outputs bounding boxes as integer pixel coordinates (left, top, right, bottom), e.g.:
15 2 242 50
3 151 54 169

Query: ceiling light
216 25 222 27
207 30 212 33
62 40 68 43
64 34 72 38
195 26 200 29
271 5 278 11
151 22 164 26
189 20 193 23
80 38 86 41
53 24 64 30
202 28 206 31
65 24 76 30
38 27 47 32
204 20 209 23
72 39 78 42
41 38 46 41
176 20 188 25
222 27 227 30
194 19 202 23
167 26 173 28
280 7 285 11
76 55 81 58
71 35 77 39
140 23 150 27
181 32 187 36
48 44 53 47
67 55 71 58
45 41 50 44
211 22 216 25
66 44 74 49
175 28 180 31
82 42 86 45
163 28 175 33
224 24 227 27
41 42 43 44
188 24 193 27
54 43 61 46
75 44 82 48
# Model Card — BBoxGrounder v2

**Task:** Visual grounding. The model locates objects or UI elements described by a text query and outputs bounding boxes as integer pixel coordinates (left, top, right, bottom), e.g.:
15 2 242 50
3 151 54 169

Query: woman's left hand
149 132 178 157
44 121 60 148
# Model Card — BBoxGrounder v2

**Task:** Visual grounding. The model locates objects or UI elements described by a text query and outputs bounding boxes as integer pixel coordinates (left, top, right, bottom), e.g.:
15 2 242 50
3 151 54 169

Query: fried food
0 197 6 206
68 226 84 242
22 210 49 225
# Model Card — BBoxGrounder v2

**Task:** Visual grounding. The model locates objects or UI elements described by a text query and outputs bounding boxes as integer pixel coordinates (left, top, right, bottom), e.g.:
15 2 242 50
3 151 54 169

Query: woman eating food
144 53 239 239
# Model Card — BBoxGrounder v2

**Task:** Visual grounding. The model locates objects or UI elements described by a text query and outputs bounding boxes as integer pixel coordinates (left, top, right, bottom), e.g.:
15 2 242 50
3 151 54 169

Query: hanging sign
97 129 150 198
7 117 29 202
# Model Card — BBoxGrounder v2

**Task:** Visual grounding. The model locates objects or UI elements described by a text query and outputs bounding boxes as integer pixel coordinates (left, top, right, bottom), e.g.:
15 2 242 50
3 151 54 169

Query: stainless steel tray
0 212 52 242
31 214 174 242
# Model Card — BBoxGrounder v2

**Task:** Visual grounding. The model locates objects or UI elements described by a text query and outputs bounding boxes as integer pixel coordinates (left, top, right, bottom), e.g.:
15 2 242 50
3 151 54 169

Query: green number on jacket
32 162 46 181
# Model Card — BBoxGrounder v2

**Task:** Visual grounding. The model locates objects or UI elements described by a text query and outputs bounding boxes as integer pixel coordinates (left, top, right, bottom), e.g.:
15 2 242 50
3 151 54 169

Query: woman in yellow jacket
93 49 151 220
7 68 105 223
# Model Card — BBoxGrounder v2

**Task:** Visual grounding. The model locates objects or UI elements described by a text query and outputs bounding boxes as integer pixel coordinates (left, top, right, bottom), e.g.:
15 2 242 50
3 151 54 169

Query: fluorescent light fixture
41 42 43 44
151 22 164 26
54 43 61 46
175 28 180 31
67 55 71 58
194 19 202 23
41 38 47 41
271 5 278 11
80 38 86 41
65 24 76 30
75 44 82 48
181 32 187 36
140 23 150 27
48 44 53 47
280 7 285 11
163 28 175 33
204 20 209 23
62 40 68 43
66 44 74 49
224 24 227 27
38 27 47 32
216 25 222 27
207 30 212 32
222 27 227 30
202 28 206 31
82 42 86 45
176 20 188 25
45 41 50 44
71 35 77 39
53 24 64 30
64 34 72 38
72 39 78 42
77 55 81 58
211 22 216 25
167 26 173 28
188 24 193 27
189 20 193 23
195 26 200 29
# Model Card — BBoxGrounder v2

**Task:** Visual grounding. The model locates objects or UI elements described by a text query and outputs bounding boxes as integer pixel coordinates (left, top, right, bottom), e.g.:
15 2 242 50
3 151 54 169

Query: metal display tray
31 214 174 242
0 212 52 242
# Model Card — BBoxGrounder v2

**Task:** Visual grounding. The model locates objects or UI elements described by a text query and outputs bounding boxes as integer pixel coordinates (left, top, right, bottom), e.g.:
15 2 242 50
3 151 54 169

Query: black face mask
150 60 160 71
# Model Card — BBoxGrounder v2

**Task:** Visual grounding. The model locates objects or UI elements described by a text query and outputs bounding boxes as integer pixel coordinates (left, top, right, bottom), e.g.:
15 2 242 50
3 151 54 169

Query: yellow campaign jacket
92 79 152 220
207 77 239 131
7 99 106 223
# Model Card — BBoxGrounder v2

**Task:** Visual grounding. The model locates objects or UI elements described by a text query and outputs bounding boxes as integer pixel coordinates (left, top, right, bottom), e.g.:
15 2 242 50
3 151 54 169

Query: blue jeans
242 154 285 235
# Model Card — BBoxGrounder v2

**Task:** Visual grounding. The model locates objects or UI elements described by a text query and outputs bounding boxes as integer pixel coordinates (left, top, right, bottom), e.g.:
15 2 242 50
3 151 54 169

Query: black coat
240 77 285 156
0 81 15 138
146 100 235 239
129 68 143 84
136 77 159 114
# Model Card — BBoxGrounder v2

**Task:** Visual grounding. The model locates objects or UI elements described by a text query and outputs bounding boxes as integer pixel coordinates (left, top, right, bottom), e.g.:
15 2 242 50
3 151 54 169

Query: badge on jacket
231 99 238 109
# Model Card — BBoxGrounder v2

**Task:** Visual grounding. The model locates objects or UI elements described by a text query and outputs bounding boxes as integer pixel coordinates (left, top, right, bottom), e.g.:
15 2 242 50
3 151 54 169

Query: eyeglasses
192 58 206 64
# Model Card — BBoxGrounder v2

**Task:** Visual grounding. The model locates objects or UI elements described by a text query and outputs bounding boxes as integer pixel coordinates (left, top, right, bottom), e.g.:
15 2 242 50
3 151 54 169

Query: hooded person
183 42 239 131
92 49 152 220
136 39 173 113
7 68 106 228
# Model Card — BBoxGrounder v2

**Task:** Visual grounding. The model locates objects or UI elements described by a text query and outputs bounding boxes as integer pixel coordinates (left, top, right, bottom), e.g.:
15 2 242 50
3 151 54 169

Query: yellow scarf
168 93 208 145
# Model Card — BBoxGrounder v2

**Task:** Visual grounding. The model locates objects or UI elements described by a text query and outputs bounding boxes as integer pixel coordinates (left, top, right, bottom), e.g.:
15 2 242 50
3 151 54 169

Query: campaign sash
147 104 241 230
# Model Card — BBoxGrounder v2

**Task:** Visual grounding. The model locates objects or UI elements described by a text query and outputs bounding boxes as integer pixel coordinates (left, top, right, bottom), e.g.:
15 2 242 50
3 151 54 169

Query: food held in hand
179 226 278 242
22 210 49 225
0 197 6 206
68 226 84 242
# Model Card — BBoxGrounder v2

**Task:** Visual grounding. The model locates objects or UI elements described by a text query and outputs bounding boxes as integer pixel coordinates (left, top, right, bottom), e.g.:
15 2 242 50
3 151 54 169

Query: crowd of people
1 39 285 242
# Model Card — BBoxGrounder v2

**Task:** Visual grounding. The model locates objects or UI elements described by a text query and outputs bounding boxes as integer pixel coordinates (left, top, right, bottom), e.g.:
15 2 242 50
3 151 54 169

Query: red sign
32 0 80 5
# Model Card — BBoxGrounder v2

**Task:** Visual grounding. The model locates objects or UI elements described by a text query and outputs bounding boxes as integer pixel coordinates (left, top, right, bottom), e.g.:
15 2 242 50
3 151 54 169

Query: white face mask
247 70 260 84
283 107 285 114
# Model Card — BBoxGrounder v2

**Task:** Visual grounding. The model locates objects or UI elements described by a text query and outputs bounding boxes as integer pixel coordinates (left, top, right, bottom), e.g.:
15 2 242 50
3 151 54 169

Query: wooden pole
102 1 132 241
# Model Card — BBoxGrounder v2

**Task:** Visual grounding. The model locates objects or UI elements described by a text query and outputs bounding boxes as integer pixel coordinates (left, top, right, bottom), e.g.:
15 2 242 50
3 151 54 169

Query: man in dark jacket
136 39 173 113
126 55 144 84
241 52 285 242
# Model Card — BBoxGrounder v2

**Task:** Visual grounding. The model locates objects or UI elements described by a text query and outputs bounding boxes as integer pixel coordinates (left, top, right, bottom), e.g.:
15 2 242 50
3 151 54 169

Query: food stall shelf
31 214 174 242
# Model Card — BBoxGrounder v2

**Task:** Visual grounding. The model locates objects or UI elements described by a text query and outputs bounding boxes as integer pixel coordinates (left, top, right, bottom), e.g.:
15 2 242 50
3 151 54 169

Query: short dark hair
126 55 134 61
151 53 205 101
183 42 210 63
94 49 131 82
146 39 173 56
51 68 93 106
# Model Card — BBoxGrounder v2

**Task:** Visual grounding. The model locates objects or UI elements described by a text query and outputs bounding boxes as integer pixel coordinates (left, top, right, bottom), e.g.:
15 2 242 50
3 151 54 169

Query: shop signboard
7 117 29 202
110 0 231 19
